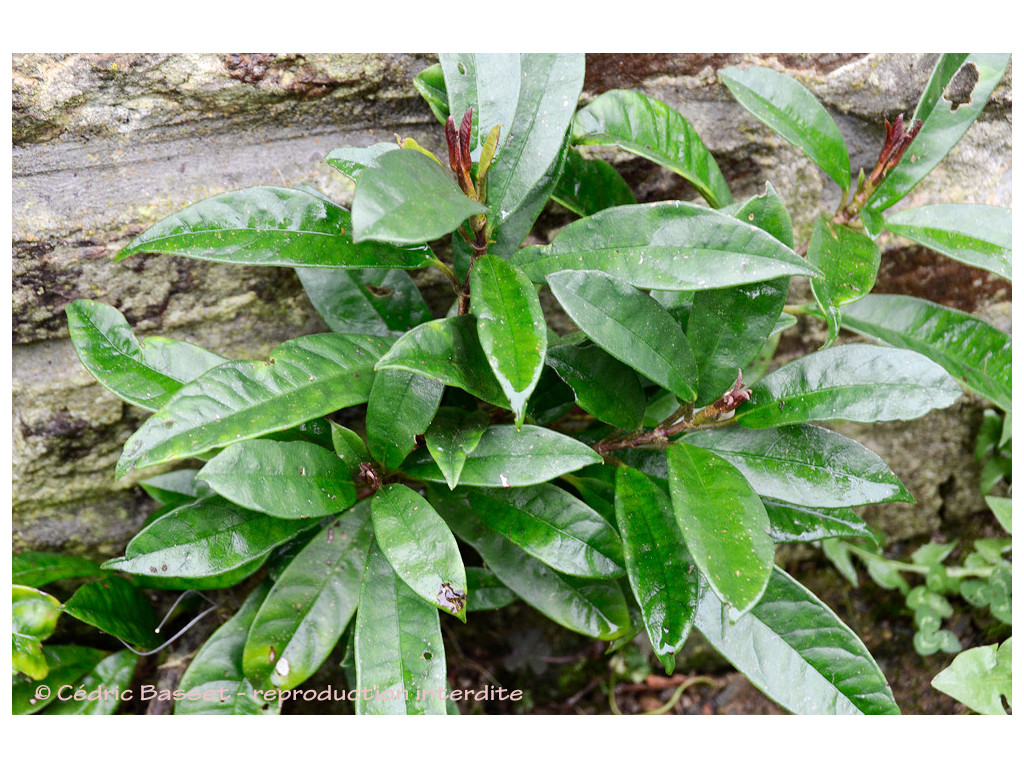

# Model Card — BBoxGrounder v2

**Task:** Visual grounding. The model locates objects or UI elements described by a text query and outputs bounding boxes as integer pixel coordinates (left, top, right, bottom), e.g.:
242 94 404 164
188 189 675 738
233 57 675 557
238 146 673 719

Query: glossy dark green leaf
572 89 732 207
115 186 432 268
864 54 1011 228
296 266 432 336
548 269 697 401
352 148 486 245
561 464 619 524
331 422 372 471
679 424 913 508
12 551 103 588
551 148 635 217
736 344 963 428
196 439 357 519
243 503 373 690
43 649 139 715
765 501 875 544
423 407 490 490
720 66 850 192
614 466 699 673
465 485 624 579
722 182 795 247
62 576 160 649
12 646 108 715
117 333 392 476
66 299 225 411
401 425 602 488
696 566 900 714
104 496 315 586
371 484 467 619
842 294 1011 413
932 638 1011 715
374 316 509 410
470 255 547 425
177 582 278 715
885 204 1010 280
464 567 516 612
366 369 444 469
666 443 773 613
354 541 447 714
413 63 449 123
513 202 820 291
434 491 630 640
545 342 646 430
325 142 398 181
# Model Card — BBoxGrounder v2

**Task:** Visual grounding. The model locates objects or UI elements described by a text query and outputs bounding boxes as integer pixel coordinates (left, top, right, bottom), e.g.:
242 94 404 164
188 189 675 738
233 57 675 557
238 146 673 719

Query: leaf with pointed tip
552 148 636 217
12 646 108 715
331 422 371 471
413 63 450 123
736 344 963 428
884 204 1010 280
296 267 432 336
12 552 103 589
117 333 391 476
806 217 880 347
43 649 139 715
842 294 1011 414
696 566 900 714
932 638 1011 715
572 89 732 207
366 369 444 469
325 143 398 181
513 202 820 290
545 342 646 430
764 501 876 544
62 576 161 650
465 568 516 612
423 407 490 489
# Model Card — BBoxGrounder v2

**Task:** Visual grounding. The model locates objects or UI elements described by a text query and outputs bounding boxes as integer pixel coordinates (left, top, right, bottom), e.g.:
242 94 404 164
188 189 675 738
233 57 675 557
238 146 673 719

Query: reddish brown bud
445 115 460 175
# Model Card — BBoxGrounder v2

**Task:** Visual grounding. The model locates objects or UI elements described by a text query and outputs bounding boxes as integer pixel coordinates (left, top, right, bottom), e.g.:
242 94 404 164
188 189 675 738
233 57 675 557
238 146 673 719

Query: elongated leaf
354 541 447 714
932 638 1011 715
374 316 509 410
12 646 108 715
296 267 432 336
434 491 630 640
807 217 881 346
466 485 624 579
552 148 636 217
885 204 1010 280
62 576 160 649
401 425 601 488
513 202 820 290
66 300 225 411
765 501 875 544
243 504 373 690
615 466 699 673
13 551 103 588
679 424 912 508
720 66 850 192
470 255 547 425
546 342 646 430
117 333 392 476
177 582 279 715
196 439 356 519
572 89 732 207
465 567 516 612
863 54 1010 229
116 186 432 268
413 63 449 123
366 369 444 469
424 407 490 490
352 148 486 245
43 649 139 716
842 294 1011 413
325 143 398 181
548 270 697 401
696 567 900 714
736 344 962 428
666 443 773 613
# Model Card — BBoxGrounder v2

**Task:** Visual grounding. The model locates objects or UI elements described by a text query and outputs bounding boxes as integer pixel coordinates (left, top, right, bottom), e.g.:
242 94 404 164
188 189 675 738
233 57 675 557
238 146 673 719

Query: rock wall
12 53 1012 555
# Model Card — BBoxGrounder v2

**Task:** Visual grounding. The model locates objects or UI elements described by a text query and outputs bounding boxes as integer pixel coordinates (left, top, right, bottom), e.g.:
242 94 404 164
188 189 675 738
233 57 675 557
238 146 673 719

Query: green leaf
679 424 913 508
325 142 398 181
736 344 963 428
552 148 636 217
12 552 103 588
433 491 630 640
352 148 487 245
470 255 548 425
354 541 447 714
986 496 1012 534
764 501 875 544
614 466 699 673
401 425 601 488
66 299 226 411
12 646 108 715
885 204 1010 280
723 182 795 247
465 485 624 579
196 439 357 519
115 186 433 268
547 269 697 401
62 576 161 649
666 443 773 613
696 567 900 714
842 294 1011 413
296 267 432 336
117 333 392 476
464 567 516 612
864 54 1011 227
374 316 509 410
719 66 850 192
545 342 646 430
571 89 732 207
13 587 61 678
331 422 372 470
243 504 373 690
423 407 490 490
177 582 279 715
513 202 820 291
43 649 139 715
413 63 449 123
371 484 467 619
932 638 1011 715
366 369 444 469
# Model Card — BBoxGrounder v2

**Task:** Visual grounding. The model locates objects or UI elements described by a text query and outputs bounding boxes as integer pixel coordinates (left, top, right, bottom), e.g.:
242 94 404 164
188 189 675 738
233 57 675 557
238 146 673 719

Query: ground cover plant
14 53 1011 715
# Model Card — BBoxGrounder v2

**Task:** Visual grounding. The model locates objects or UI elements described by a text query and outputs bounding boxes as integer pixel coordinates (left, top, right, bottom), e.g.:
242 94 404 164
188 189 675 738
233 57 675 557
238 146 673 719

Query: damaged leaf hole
944 62 980 111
